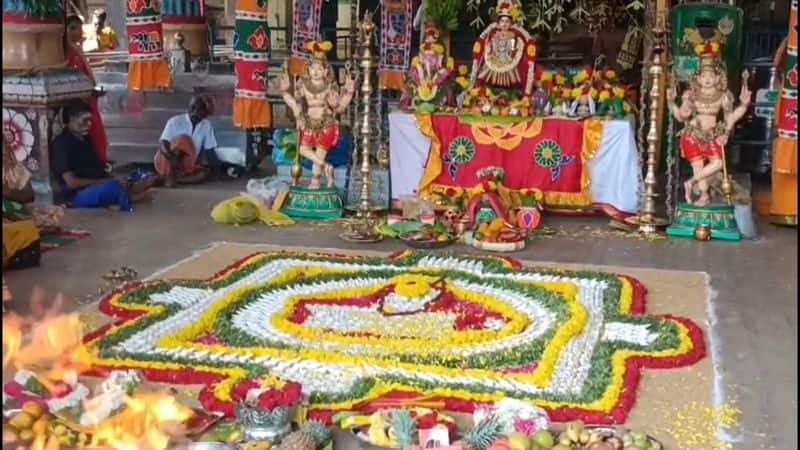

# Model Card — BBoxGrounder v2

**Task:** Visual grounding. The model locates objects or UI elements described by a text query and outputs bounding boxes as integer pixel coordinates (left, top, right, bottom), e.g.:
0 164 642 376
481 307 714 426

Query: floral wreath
494 0 523 22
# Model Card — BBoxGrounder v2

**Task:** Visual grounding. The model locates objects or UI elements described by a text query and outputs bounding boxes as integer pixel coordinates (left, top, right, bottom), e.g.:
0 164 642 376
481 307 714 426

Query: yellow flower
711 42 720 53
458 65 469 76
541 71 553 82
526 44 537 58
555 74 566 85
570 87 583 99
599 91 611 102
573 70 589 84
694 44 705 55
446 57 455 70
613 87 625 98
432 43 445 54
605 70 617 80
319 41 333 51
412 56 420 67
470 88 481 96
623 102 632 113
589 88 598 99
456 76 469 89
393 274 438 298
473 41 482 54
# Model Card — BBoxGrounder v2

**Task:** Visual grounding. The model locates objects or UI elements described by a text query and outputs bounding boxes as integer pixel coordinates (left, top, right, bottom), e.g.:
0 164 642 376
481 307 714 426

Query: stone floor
3 180 797 450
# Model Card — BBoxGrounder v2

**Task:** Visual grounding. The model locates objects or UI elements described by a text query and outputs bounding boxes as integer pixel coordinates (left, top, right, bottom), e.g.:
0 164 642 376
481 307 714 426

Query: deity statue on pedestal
403 24 455 112
279 41 355 190
466 0 537 100
667 42 750 207
665 40 752 241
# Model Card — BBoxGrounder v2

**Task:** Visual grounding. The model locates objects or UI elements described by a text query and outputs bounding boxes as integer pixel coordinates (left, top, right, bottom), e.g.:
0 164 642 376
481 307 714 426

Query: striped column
233 0 271 128
126 0 172 90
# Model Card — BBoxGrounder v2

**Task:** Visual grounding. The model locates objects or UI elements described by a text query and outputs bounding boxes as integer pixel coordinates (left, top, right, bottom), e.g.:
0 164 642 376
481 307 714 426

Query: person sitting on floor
154 94 221 187
52 101 156 212
3 139 42 274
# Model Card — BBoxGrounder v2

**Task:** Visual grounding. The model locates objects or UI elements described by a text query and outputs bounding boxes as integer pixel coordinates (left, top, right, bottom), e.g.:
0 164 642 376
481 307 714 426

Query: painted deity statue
405 24 454 110
280 41 356 189
468 0 537 97
667 42 751 206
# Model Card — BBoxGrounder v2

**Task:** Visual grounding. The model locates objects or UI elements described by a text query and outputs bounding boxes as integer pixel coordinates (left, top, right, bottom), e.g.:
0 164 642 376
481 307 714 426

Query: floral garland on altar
82 251 705 424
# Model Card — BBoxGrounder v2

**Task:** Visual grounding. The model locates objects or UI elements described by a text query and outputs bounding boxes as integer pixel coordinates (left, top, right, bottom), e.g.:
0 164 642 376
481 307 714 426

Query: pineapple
390 410 418 450
453 415 502 450
276 420 332 450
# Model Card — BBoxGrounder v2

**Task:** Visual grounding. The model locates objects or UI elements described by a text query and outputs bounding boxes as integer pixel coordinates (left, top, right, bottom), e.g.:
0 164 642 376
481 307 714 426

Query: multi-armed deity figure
403 24 454 110
667 41 750 206
467 0 537 99
280 41 356 189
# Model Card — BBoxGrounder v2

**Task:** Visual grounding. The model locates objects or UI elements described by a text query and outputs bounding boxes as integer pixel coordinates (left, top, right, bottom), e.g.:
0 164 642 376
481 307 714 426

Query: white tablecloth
389 112 641 213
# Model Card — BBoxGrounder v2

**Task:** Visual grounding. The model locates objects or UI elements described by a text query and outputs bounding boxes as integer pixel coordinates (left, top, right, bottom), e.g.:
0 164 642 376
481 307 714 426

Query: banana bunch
557 420 594 447
48 421 93 448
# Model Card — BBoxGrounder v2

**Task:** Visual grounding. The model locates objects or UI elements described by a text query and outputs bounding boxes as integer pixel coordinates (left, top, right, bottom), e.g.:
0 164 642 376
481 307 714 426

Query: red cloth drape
65 45 108 163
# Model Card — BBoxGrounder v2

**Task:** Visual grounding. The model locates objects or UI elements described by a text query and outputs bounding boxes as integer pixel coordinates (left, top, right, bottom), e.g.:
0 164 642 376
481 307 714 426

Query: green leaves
24 0 63 18
426 0 463 32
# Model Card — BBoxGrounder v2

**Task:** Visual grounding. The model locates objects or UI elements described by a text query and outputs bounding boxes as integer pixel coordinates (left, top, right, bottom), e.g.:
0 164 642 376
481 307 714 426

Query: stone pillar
161 0 209 60
2 1 94 204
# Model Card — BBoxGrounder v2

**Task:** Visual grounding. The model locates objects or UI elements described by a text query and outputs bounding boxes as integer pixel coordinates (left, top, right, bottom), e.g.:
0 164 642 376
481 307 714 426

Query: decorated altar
390 112 641 218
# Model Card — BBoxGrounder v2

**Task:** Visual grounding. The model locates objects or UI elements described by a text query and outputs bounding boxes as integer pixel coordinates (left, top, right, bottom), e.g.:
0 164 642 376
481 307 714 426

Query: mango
9 412 34 430
22 402 45 419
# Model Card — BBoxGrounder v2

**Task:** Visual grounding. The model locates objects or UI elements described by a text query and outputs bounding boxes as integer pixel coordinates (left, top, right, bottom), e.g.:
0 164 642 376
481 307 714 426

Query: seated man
154 95 220 187
52 101 155 212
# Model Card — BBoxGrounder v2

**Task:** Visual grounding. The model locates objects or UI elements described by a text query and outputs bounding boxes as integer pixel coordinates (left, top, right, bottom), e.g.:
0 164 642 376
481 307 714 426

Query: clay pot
515 206 542 231
694 224 711 241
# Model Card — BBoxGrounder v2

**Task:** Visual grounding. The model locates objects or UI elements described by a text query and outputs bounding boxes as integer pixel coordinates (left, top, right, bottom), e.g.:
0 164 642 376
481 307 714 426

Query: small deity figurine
405 23 454 111
279 41 356 189
667 42 751 206
468 0 537 98
169 32 191 74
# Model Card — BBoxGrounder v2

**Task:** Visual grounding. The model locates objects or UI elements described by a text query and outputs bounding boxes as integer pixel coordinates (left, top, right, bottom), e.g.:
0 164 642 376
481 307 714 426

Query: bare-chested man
667 47 750 206
279 41 355 189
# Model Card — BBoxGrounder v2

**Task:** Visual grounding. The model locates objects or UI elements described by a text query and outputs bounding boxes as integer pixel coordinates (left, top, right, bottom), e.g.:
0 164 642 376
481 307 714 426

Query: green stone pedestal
666 203 741 241
282 186 343 220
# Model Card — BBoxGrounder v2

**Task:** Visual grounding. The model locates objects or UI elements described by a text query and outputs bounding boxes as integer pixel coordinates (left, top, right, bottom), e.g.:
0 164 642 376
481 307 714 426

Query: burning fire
87 393 192 450
3 289 192 450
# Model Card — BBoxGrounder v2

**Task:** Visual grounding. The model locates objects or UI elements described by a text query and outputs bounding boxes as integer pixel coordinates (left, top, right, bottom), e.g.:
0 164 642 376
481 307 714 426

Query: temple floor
3 179 796 450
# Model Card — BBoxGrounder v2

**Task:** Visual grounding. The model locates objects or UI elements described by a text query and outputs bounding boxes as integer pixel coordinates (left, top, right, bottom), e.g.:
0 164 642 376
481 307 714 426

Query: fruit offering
475 219 525 243
481 421 663 450
239 441 273 450
401 222 454 243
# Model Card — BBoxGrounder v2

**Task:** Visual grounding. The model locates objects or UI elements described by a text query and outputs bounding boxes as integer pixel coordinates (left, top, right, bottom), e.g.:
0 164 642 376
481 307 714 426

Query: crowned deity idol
280 41 356 189
667 41 751 206
468 0 537 98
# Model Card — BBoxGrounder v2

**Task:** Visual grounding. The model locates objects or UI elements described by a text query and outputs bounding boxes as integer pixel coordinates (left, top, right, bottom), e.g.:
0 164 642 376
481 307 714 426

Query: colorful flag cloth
126 0 172 90
233 0 271 129
289 0 323 75
770 0 798 224
380 0 413 90
416 115 604 208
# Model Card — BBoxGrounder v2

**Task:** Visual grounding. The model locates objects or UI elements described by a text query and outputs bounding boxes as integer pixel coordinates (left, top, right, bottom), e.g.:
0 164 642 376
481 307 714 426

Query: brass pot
693 224 711 241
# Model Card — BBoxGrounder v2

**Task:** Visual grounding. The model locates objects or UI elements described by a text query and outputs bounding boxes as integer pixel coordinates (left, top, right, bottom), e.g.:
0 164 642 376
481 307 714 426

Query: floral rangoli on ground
83 251 705 424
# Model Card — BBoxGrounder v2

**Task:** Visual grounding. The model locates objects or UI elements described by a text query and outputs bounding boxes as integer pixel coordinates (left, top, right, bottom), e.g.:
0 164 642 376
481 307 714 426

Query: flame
1 289 96 381
90 393 192 450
